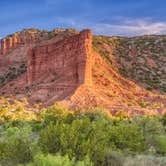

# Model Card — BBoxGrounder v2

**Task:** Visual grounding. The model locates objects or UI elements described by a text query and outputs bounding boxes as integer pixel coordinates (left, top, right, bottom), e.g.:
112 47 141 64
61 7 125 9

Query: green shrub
132 116 164 137
132 116 165 153
39 116 110 165
39 122 62 154
161 113 166 127
75 107 110 122
25 153 93 166
154 135 166 154
109 123 146 153
0 125 39 166
1 106 166 166
41 105 70 124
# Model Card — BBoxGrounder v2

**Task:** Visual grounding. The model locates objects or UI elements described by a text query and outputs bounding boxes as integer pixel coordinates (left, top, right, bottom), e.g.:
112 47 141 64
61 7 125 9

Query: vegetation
0 64 27 85
0 103 166 165
23 153 93 166
92 35 166 94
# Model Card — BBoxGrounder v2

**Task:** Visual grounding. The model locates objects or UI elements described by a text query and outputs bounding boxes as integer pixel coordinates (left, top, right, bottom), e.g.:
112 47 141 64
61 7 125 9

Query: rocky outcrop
27 29 92 86
23 29 93 105
0 31 35 55
0 28 78 55
0 30 42 55
0 29 93 105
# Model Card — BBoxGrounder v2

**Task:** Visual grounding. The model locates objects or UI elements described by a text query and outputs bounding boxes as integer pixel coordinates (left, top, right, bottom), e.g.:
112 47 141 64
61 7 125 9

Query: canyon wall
0 28 79 55
0 34 28 55
0 29 46 55
27 29 93 87
0 36 18 55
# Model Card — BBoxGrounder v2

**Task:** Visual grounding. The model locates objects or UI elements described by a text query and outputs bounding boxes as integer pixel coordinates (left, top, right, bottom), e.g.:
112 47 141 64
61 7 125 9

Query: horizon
1 0 166 38
2 27 166 40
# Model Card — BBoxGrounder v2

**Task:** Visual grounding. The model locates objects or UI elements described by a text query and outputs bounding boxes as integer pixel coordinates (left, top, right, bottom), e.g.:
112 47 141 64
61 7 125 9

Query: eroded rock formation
0 31 34 55
0 28 165 115
0 29 94 105
27 29 92 86
0 28 78 55
24 30 92 104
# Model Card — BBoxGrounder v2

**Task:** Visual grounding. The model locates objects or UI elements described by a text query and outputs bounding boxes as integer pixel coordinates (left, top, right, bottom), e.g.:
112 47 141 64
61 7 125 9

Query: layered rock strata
27 29 92 86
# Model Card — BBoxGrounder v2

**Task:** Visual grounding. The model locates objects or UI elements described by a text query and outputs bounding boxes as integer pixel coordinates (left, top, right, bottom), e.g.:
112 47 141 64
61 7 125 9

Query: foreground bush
0 125 38 166
24 153 93 166
153 135 166 154
0 106 166 165
108 123 145 153
39 114 146 165
39 118 110 165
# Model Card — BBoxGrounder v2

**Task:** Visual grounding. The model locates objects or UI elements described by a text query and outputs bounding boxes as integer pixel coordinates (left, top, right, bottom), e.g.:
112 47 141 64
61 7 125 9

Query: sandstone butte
0 28 166 116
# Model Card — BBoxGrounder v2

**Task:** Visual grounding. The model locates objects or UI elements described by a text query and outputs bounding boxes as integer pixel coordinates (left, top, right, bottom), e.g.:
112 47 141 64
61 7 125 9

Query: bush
109 123 146 153
40 105 70 124
103 151 124 166
75 107 111 121
153 135 166 154
161 113 166 127
25 153 93 166
39 122 62 154
132 116 165 153
0 125 39 166
39 116 110 165
1 106 166 166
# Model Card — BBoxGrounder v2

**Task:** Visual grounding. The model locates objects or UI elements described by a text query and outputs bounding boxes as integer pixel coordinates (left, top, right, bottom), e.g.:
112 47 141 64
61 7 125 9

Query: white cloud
57 17 166 36
92 19 166 36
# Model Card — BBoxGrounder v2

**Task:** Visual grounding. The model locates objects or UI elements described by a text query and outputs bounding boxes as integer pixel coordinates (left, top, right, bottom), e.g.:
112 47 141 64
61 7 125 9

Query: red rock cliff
0 29 44 55
27 29 92 86
0 28 79 55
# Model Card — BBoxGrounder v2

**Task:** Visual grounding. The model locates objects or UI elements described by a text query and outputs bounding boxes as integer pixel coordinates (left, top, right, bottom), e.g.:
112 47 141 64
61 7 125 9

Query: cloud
57 17 166 36
92 19 166 36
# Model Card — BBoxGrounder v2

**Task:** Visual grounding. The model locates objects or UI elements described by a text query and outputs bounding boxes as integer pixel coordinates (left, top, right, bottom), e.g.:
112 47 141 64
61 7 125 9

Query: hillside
93 35 166 93
0 28 166 116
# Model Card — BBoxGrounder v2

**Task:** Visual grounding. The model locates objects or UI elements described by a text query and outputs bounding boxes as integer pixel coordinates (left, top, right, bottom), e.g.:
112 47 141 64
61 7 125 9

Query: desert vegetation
93 35 166 93
0 101 166 166
0 64 27 86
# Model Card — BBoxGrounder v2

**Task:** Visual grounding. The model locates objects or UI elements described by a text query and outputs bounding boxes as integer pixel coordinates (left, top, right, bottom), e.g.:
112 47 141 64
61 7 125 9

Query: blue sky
1 0 166 37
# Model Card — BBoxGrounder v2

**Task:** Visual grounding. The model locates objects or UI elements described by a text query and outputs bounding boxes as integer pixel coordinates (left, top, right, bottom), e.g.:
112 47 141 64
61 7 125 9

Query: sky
1 0 166 37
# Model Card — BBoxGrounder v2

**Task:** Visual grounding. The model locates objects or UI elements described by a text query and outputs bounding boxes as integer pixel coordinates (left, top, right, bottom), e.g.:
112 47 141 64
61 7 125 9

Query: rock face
0 31 36 55
23 30 93 104
0 28 79 55
0 29 94 105
27 29 92 86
